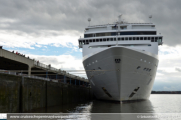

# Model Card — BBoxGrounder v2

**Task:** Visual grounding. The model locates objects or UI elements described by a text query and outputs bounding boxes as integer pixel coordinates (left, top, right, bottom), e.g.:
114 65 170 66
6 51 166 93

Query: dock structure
0 48 88 84
0 47 93 113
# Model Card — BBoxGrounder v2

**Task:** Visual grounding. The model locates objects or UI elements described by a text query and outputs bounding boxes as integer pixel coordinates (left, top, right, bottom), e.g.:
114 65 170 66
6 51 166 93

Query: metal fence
0 69 52 81
33 60 67 74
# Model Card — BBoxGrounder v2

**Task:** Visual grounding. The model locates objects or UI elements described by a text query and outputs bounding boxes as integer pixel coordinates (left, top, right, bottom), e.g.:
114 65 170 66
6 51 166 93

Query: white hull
83 47 158 101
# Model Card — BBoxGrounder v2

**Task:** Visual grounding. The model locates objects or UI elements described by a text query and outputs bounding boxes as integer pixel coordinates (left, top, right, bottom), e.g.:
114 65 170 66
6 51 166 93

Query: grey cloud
0 0 181 46
175 68 181 72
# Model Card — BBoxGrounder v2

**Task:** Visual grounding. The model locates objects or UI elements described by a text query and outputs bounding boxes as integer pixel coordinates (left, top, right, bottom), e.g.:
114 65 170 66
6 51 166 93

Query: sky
0 0 181 91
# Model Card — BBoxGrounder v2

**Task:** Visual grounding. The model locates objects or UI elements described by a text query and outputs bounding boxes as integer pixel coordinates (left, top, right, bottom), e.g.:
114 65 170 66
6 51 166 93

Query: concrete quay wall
0 73 93 113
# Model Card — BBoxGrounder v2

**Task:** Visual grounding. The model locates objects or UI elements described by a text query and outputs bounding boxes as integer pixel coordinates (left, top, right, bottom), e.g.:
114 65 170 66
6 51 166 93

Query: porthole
137 66 141 69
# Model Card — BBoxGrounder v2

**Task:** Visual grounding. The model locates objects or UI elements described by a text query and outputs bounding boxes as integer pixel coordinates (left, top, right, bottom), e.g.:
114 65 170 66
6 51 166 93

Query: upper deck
79 22 162 47
84 23 156 37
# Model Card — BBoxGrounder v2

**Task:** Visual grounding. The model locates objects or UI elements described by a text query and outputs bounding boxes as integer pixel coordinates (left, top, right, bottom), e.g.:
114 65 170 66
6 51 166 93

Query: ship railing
88 23 153 27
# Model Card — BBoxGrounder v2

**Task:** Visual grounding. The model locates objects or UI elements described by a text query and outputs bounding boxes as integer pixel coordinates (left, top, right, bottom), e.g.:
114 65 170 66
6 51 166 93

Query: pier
0 48 93 113
0 48 88 84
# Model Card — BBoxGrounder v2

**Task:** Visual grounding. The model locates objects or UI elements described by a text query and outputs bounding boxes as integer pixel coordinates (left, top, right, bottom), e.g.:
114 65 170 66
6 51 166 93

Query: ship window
89 40 92 42
111 38 113 41
137 37 139 40
107 38 109 41
103 38 106 41
148 37 150 40
114 38 116 41
121 38 124 41
129 37 132 40
93 39 95 42
140 37 143 40
112 26 118 30
144 37 147 40
159 37 162 41
151 37 154 42
158 37 162 43
120 26 127 29
118 38 120 41
125 37 128 40
100 39 102 42
84 34 93 38
155 37 158 42
96 39 99 42
87 31 156 38
133 37 136 40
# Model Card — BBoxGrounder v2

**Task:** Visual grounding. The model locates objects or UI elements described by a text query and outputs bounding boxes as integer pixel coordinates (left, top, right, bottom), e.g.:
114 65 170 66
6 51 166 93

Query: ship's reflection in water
30 100 153 113
30 95 181 120
90 100 154 113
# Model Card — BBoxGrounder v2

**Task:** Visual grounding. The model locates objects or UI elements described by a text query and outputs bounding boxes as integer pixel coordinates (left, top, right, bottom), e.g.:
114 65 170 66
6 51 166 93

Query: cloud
0 30 80 49
27 54 86 77
175 68 181 72
0 0 181 47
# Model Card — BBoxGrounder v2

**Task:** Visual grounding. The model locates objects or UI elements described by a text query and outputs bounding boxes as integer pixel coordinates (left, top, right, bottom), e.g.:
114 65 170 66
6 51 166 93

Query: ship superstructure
78 17 163 101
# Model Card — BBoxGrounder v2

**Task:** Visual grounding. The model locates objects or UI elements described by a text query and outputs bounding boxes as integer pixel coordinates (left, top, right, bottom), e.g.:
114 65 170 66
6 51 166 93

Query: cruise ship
78 16 163 102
